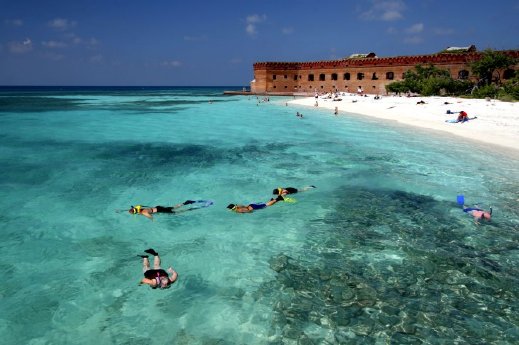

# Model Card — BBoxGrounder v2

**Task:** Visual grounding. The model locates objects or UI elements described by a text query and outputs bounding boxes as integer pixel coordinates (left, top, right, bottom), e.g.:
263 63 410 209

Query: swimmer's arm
141 210 153 220
167 267 178 283
139 278 155 286
267 195 284 206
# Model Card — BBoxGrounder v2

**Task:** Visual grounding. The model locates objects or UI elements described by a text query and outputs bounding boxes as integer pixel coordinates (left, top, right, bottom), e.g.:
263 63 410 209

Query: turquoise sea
0 86 518 344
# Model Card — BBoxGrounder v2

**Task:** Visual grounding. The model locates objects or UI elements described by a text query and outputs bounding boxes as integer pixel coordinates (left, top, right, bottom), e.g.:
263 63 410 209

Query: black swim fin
183 200 196 205
144 248 159 256
137 255 149 259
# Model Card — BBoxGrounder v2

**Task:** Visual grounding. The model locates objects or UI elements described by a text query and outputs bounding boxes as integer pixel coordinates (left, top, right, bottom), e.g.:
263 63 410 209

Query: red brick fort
249 46 519 95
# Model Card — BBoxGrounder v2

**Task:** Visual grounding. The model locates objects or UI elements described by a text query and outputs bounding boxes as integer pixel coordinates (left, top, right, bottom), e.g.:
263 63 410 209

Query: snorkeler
138 248 178 289
273 185 316 196
227 195 284 213
128 200 212 220
463 205 492 225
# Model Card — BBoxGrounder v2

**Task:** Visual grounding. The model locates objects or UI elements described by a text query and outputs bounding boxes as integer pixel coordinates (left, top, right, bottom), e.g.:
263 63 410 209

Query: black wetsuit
155 206 175 213
283 187 298 194
144 269 169 279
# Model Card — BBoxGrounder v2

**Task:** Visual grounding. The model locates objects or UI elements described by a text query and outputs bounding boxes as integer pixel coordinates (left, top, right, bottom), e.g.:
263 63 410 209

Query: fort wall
250 50 519 95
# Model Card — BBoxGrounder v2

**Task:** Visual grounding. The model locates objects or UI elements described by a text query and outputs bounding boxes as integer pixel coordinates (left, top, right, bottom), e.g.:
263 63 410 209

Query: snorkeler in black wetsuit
128 200 198 220
273 185 316 196
138 249 178 289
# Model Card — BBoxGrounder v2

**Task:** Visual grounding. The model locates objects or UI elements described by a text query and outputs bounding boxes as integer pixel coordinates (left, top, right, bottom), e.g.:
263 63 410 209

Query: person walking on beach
273 185 316 196
463 205 492 225
227 195 284 213
128 200 202 220
138 249 178 289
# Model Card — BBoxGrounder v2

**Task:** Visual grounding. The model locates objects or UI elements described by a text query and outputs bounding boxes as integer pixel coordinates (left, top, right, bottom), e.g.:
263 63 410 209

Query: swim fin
144 248 159 256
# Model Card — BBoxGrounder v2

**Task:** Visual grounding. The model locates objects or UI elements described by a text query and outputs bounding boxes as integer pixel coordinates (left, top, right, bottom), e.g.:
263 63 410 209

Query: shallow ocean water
0 87 518 344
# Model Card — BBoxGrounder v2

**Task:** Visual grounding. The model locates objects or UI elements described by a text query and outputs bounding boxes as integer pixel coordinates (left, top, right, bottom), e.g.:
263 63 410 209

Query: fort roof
253 48 519 70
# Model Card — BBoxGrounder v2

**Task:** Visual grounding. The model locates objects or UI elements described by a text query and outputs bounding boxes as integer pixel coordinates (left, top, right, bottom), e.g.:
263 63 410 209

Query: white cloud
282 27 294 35
162 60 182 68
8 38 32 53
360 0 405 21
406 23 424 34
404 35 423 44
42 40 67 48
245 14 266 36
86 38 99 47
90 54 103 63
48 18 77 31
5 19 23 27
382 10 403 21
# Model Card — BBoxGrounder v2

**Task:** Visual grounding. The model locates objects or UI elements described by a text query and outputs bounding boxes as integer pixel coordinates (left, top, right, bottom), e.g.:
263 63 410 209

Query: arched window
458 70 469 79
319 74 326 81
386 72 394 80
343 73 350 80
331 73 338 81
371 72 378 80
308 74 314 81
357 73 364 80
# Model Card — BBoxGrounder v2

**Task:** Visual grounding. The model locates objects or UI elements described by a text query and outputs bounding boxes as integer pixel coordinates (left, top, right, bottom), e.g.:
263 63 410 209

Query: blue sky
1 0 518 86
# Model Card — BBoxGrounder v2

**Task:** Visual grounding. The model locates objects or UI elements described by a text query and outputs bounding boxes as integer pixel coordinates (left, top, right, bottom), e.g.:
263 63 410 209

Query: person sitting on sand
128 200 198 220
457 111 469 122
463 205 492 225
138 248 178 289
227 196 284 213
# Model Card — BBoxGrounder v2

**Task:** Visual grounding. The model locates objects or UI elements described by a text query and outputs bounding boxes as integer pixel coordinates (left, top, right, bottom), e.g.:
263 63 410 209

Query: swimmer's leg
153 254 161 269
302 185 316 191
144 248 161 268
142 256 150 273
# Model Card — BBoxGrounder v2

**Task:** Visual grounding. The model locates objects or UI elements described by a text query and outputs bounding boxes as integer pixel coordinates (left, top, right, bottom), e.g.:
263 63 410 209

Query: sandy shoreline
288 94 519 153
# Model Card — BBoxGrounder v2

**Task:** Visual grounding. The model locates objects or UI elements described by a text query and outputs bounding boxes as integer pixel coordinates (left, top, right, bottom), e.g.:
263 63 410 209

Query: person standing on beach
138 249 178 289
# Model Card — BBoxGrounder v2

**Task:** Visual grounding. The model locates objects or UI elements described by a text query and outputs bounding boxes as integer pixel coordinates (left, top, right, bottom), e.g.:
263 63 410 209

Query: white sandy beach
289 94 519 153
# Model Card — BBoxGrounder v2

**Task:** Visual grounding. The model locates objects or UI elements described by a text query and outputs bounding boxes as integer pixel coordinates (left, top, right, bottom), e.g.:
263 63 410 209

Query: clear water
1 87 518 344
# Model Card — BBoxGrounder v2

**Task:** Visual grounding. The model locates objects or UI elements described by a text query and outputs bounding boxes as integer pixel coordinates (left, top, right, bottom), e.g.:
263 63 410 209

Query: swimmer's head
159 277 170 289
273 188 285 195
129 206 136 214
227 204 236 210
481 212 492 221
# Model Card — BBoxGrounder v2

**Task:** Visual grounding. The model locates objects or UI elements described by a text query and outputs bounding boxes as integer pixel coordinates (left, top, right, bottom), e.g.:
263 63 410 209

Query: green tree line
385 49 518 101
